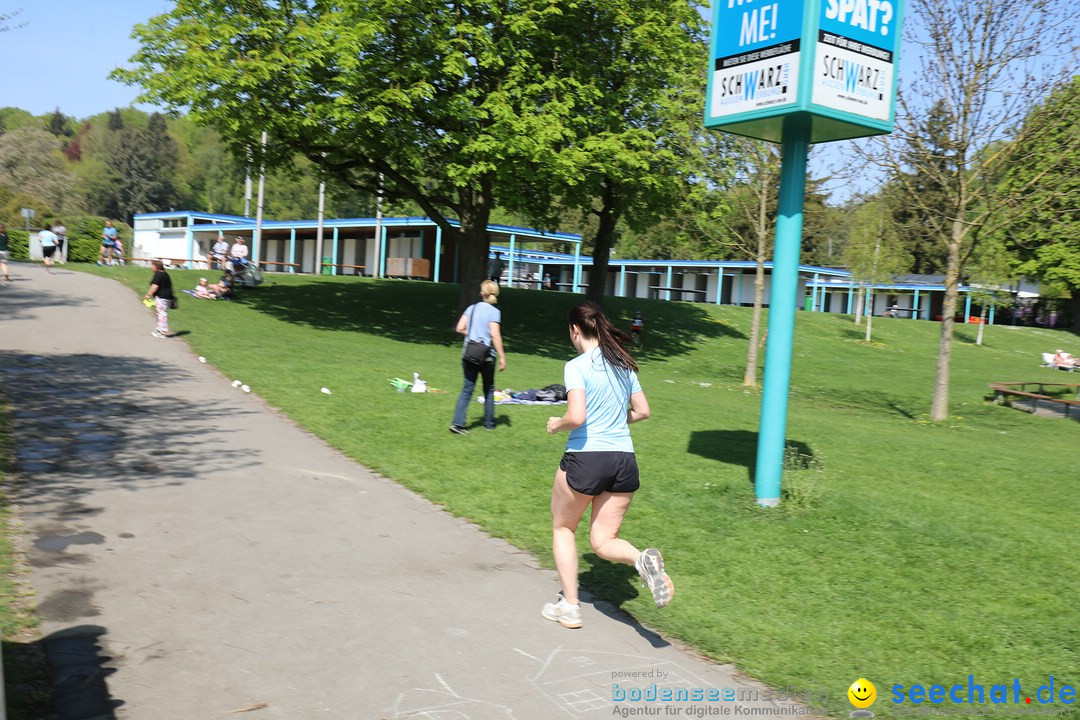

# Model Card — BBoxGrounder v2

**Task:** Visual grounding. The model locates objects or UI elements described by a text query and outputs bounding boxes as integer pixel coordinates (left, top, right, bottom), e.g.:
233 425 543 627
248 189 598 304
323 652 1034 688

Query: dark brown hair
568 302 638 372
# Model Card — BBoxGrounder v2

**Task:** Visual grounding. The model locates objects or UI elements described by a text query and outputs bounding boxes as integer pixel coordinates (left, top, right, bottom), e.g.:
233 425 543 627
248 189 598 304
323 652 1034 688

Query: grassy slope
81 266 1080 714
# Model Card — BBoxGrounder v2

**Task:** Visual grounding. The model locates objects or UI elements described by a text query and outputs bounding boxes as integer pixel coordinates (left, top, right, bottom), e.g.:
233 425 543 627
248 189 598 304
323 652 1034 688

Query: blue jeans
452 358 495 429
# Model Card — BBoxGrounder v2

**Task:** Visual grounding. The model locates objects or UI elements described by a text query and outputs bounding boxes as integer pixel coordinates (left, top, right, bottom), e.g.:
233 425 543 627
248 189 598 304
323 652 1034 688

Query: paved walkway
1 265 808 719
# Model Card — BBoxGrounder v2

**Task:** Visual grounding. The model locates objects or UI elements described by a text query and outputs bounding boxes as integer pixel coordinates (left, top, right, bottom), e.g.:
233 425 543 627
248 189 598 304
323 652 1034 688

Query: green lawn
80 265 1080 715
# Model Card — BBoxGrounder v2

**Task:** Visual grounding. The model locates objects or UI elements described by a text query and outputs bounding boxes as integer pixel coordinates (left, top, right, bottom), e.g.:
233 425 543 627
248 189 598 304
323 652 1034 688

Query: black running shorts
560 451 639 496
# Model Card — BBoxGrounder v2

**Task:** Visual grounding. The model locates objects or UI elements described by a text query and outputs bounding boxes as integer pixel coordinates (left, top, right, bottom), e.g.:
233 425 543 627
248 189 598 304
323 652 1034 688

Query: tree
116 0 581 309
0 7 25 34
0 126 77 213
859 0 1077 421
46 108 74 140
683 137 774 387
842 198 911 341
992 76 1080 328
509 0 707 305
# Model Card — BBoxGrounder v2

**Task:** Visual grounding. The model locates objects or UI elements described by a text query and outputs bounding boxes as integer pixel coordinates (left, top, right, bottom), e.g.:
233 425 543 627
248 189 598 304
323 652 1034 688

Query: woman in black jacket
144 259 175 338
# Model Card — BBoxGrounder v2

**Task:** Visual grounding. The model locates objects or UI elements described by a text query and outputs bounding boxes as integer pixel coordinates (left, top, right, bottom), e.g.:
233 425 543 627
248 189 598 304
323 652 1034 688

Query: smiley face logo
848 678 877 709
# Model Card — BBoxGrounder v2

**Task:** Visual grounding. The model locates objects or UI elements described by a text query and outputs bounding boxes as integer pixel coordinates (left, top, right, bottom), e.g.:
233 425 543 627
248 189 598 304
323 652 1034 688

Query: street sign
20 207 35 219
705 0 905 143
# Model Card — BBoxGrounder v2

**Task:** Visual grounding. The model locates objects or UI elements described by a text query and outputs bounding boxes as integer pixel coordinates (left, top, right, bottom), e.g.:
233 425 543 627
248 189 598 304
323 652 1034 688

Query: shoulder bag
462 304 491 365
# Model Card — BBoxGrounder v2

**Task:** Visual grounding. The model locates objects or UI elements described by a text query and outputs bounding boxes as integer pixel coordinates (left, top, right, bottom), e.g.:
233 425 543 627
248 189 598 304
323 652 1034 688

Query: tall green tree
116 0 579 309
509 0 708 304
0 125 77 214
992 76 1080 328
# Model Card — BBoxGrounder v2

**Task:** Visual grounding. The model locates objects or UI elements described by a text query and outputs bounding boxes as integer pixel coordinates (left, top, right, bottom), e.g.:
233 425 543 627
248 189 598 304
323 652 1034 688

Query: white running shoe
636 548 674 608
541 593 582 629
151 331 167 338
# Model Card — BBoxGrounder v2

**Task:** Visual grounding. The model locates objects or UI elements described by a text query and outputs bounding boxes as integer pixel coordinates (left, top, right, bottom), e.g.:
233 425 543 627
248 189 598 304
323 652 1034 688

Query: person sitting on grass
186 277 216 299
210 270 235 300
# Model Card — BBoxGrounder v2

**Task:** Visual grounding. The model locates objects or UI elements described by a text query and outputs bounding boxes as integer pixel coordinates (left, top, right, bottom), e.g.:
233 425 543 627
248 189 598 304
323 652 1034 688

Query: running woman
542 301 673 629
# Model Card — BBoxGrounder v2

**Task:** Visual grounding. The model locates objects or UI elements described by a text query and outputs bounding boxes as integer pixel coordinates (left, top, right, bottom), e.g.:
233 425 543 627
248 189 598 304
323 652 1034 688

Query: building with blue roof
133 211 1030 325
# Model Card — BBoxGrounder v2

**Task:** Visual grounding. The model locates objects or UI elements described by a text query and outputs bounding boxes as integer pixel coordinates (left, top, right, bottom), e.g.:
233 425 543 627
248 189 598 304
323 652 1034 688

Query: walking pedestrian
449 280 506 435
488 251 504 285
541 301 673 629
0 224 10 282
38 224 58 273
144 259 175 338
97 220 118 265
52 219 68 264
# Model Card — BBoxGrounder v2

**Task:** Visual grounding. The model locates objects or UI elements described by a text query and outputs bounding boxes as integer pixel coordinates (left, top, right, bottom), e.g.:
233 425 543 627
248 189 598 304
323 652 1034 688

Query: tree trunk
865 304 873 342
930 238 962 421
743 166 771 388
585 179 618 305
455 181 494 313
743 255 767 387
976 302 987 345
1070 290 1080 331
854 286 865 326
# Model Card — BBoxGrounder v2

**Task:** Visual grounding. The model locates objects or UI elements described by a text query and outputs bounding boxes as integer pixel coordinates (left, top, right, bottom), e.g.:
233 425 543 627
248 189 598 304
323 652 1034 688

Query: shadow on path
0 352 259 516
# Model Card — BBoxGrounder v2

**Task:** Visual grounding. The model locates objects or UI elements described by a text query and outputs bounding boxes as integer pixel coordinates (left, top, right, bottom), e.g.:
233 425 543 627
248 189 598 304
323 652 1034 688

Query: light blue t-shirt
463 302 501 351
38 229 57 248
564 346 641 453
102 226 118 244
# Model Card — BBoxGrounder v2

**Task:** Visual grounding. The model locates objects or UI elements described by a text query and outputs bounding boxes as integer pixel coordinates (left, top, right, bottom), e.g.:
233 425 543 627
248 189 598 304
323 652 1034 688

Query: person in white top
541 301 673 629
229 237 250 267
52 219 67 263
38 226 58 273
212 233 230 269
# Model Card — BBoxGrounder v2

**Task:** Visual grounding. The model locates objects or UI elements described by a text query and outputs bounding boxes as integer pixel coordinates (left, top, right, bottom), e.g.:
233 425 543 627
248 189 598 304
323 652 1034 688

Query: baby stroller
228 259 264 288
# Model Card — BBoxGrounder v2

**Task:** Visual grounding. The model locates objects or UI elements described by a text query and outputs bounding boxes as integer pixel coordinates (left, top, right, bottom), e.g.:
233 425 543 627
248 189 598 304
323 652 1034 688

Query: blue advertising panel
812 0 903 123
706 0 806 123
706 0 904 144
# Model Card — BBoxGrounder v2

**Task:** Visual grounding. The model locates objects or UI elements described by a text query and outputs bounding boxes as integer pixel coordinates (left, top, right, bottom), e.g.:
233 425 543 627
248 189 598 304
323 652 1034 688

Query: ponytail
568 302 638 372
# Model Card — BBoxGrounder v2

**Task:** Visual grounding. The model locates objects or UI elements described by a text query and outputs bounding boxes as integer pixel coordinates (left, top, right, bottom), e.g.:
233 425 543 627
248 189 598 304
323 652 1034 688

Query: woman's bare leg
588 492 639 564
550 468 592 605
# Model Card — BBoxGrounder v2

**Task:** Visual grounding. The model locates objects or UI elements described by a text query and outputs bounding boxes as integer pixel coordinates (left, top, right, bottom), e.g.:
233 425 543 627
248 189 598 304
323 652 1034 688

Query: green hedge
59 216 132 263
7 218 132 262
7 230 28 260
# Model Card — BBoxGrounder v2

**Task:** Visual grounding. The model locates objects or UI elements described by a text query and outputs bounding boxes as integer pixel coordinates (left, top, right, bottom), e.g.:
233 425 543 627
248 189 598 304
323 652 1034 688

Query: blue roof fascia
135 211 254 222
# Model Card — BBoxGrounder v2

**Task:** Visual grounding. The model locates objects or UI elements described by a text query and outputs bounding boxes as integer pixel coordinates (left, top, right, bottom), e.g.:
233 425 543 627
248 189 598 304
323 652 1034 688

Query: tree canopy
115 0 590 307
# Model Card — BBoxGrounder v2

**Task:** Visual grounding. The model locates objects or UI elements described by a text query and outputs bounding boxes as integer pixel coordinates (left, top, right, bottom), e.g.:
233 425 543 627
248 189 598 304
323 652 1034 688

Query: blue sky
0 0 172 118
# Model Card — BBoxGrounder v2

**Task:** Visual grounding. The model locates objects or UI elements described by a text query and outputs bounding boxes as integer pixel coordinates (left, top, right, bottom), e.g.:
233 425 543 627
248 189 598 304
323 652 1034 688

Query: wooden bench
989 382 1080 421
260 261 301 270
124 256 210 269
650 286 707 301
321 263 367 274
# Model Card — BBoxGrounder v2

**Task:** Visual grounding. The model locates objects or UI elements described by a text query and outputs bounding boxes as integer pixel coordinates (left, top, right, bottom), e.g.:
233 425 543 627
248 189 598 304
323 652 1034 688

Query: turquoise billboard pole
705 0 904 505
754 118 809 505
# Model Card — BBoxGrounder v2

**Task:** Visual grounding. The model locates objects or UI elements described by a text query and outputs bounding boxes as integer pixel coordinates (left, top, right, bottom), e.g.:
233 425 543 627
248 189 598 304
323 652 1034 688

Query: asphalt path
0 264 814 719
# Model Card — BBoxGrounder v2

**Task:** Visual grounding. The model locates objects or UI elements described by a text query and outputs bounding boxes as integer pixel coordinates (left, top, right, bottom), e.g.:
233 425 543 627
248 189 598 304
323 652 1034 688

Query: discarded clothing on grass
475 387 567 405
